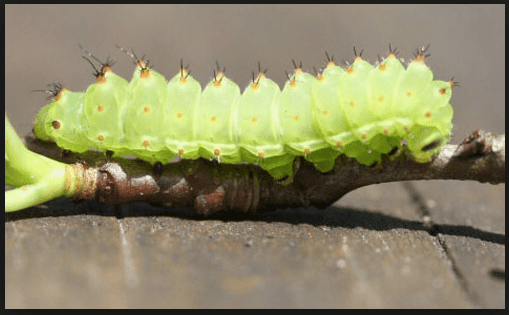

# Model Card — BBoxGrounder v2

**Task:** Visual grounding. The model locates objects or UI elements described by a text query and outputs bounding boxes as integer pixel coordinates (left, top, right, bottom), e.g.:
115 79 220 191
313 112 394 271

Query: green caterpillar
33 45 454 181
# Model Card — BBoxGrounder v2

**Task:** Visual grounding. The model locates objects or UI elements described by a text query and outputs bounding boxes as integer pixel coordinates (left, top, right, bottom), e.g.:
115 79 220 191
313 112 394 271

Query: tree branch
24 130 505 216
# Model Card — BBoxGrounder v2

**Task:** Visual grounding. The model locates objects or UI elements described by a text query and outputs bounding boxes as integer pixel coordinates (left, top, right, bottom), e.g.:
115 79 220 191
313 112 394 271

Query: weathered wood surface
5 179 504 308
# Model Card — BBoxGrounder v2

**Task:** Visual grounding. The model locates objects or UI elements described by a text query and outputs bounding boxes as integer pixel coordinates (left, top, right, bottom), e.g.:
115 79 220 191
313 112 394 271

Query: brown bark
25 130 505 216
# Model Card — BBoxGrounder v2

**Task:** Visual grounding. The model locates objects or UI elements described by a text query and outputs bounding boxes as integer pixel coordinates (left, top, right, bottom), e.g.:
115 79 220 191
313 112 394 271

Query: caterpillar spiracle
33 45 455 182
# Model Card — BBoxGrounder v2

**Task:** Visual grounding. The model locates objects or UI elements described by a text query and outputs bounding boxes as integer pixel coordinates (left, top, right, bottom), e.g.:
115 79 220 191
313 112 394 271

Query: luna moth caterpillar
33 45 454 182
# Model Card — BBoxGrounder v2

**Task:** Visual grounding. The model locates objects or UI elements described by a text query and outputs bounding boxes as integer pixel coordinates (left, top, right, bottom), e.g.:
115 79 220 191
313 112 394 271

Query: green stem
5 113 78 212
